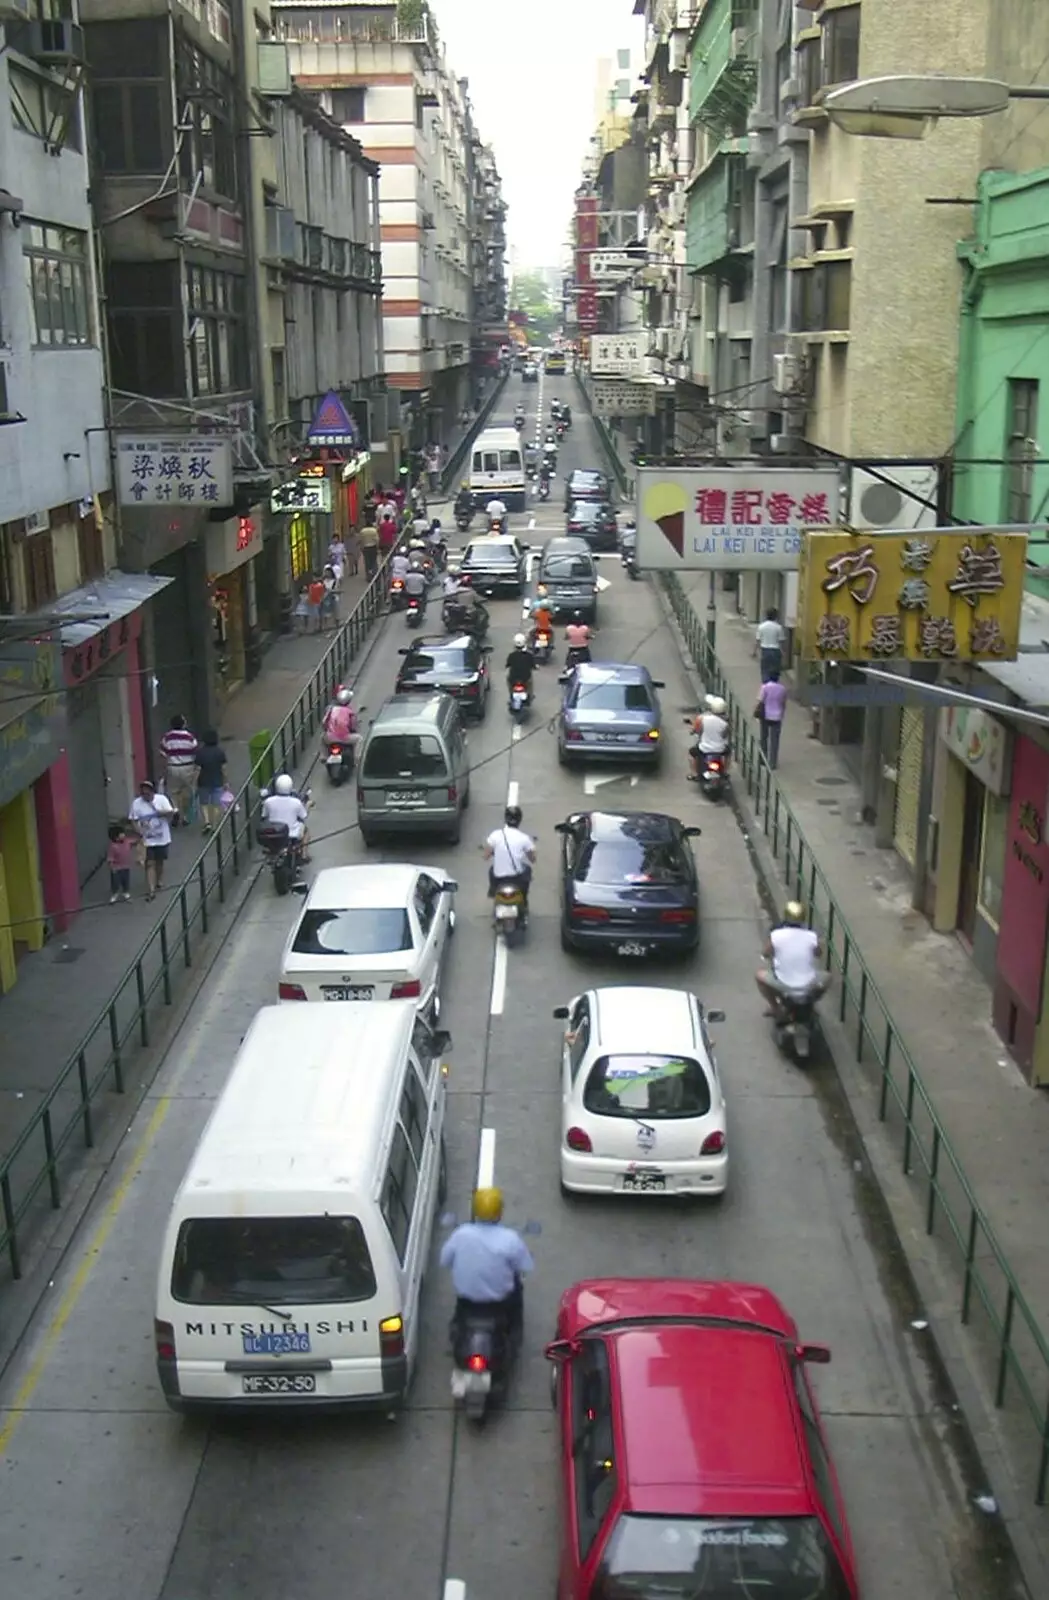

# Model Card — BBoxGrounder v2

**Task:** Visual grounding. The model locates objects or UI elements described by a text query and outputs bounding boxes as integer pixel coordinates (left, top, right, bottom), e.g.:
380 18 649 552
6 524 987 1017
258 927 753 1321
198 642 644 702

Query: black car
564 468 612 511
536 537 598 622
567 499 619 551
460 534 529 597
395 635 491 721
555 810 702 957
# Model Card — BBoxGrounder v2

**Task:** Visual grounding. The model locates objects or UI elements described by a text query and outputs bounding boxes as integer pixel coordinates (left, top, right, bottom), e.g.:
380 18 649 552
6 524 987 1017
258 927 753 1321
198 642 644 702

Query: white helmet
274 774 295 796
514 632 527 648
705 694 727 716
336 688 353 705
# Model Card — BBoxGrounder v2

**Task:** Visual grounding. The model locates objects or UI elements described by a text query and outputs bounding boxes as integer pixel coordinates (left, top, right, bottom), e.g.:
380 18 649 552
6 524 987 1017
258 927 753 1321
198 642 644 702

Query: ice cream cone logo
643 481 688 558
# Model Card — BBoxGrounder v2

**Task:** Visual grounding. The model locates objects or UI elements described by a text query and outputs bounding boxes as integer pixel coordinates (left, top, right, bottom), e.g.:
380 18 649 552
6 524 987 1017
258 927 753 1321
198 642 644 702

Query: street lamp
823 75 1049 139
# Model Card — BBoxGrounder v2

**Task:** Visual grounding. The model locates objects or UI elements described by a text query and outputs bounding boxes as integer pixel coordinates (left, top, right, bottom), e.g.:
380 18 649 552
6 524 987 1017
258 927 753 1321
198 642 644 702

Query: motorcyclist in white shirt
486 497 507 526
261 774 310 859
687 694 731 782
756 901 831 1017
390 548 411 579
481 804 536 919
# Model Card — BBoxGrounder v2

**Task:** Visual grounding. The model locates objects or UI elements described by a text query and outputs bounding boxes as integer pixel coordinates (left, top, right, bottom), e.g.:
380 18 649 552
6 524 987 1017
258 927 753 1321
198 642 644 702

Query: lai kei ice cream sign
636 467 841 571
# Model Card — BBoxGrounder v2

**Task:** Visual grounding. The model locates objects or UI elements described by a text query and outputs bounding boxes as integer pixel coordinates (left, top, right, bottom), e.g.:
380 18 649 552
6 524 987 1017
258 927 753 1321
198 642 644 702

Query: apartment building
0 5 138 986
273 0 495 452
470 139 508 380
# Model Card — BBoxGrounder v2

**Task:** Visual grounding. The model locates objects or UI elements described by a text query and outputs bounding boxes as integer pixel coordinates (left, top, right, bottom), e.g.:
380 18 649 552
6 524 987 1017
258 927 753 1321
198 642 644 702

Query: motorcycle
492 877 528 943
508 681 531 722
537 477 550 502
450 1303 518 1421
700 751 728 801
531 628 553 665
322 738 354 787
455 502 474 532
388 575 407 611
256 790 311 895
561 644 591 680
620 532 639 579
555 421 565 443
405 593 425 628
513 413 525 433
488 515 506 535
443 599 490 640
770 984 824 1064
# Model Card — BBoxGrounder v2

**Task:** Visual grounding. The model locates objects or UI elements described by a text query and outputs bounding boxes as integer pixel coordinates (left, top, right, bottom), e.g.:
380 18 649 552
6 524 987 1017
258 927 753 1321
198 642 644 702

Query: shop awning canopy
981 590 1049 707
27 571 175 650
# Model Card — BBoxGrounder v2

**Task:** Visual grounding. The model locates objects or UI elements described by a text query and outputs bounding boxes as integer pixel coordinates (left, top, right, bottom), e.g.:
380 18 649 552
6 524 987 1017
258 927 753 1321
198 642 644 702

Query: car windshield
569 503 605 522
571 682 652 714
171 1216 377 1306
584 1054 711 1119
401 647 471 677
292 908 412 956
363 734 448 780
543 555 593 580
577 837 685 885
593 1515 850 1600
466 542 516 564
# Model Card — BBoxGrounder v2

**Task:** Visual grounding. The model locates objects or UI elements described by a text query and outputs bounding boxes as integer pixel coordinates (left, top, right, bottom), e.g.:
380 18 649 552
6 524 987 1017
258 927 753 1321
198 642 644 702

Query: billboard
593 381 656 417
796 529 1027 662
636 467 841 570
590 334 646 377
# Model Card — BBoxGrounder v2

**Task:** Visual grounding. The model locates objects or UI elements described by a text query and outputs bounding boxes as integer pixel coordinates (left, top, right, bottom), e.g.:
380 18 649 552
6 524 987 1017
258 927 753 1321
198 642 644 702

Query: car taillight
661 909 696 924
447 785 458 803
565 728 584 742
701 1130 726 1156
379 1314 405 1358
467 1351 489 1373
572 905 609 921
279 982 307 1000
390 979 421 999
566 1126 593 1152
154 1319 176 1361
645 730 660 741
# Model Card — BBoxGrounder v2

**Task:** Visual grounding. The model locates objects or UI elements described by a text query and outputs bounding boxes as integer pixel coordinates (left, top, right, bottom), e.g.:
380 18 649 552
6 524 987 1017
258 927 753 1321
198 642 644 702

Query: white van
469 426 526 511
154 1002 449 1412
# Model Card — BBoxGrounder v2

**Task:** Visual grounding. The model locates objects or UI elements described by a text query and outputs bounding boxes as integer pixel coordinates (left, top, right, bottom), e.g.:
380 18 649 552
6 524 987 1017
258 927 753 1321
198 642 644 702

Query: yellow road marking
0 1095 171 1455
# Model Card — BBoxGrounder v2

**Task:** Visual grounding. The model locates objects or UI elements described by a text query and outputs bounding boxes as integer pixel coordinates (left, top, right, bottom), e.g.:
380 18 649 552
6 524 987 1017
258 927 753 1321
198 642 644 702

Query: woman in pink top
755 670 789 770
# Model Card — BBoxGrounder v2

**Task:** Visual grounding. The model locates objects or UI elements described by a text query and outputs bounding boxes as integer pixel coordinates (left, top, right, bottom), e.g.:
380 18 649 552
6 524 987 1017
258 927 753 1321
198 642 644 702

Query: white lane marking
444 1581 467 1600
584 771 640 795
528 516 536 531
596 575 611 592
490 941 508 1015
512 724 522 742
477 1128 496 1188
507 779 519 808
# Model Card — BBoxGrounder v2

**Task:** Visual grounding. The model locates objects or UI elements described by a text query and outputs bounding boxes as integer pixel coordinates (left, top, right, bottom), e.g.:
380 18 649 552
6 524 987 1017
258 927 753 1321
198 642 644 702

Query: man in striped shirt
160 714 198 825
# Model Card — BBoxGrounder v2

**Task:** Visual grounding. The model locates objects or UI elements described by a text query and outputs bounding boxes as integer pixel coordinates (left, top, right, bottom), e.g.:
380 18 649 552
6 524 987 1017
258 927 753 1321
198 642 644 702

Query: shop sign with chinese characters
636 467 840 571
590 335 646 377
270 478 333 514
592 381 656 418
115 436 233 508
797 530 1027 663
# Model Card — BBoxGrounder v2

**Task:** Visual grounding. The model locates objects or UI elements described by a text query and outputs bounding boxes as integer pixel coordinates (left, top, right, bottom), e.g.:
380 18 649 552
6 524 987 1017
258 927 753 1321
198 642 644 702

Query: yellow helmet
461 478 469 488
784 901 806 925
472 1187 504 1223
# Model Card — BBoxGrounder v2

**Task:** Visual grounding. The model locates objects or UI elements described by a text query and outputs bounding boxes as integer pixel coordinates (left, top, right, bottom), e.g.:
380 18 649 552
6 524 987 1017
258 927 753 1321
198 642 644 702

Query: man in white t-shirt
481 804 536 914
486 497 507 525
756 901 831 1015
755 607 786 682
129 779 176 901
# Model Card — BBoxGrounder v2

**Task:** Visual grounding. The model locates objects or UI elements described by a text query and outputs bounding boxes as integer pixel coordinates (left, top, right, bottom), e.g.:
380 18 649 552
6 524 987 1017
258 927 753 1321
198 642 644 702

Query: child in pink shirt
108 825 134 903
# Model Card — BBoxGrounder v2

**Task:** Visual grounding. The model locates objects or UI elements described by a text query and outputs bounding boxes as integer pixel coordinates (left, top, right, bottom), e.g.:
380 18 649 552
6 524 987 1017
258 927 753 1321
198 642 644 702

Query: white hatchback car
278 864 456 1015
554 986 728 1198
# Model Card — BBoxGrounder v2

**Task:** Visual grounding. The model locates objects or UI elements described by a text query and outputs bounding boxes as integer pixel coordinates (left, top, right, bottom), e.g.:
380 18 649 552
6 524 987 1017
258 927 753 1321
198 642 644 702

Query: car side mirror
432 1029 452 1054
554 822 570 835
482 645 493 654
683 826 702 838
398 647 411 656
292 882 309 896
441 880 458 893
796 1343 832 1365
706 1008 726 1024
544 1338 581 1364
552 1005 570 1020
652 680 666 689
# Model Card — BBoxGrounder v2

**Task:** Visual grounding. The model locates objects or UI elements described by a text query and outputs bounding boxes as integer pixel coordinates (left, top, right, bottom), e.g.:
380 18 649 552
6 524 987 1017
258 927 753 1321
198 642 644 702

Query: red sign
996 737 1049 1017
62 611 141 687
695 487 832 527
576 197 599 256
577 288 599 331
236 516 255 551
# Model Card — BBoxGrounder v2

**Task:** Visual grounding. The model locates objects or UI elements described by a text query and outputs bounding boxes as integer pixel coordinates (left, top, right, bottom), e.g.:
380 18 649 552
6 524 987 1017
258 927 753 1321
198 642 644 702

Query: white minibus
154 1002 449 1412
469 426 526 511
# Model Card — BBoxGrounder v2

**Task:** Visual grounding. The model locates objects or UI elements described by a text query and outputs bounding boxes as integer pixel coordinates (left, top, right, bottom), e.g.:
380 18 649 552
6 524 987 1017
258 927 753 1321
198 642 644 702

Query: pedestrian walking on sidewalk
129 780 175 901
194 730 229 833
755 607 786 682
107 824 133 902
159 713 198 826
755 671 788 771
359 520 379 579
327 536 347 586
345 529 361 575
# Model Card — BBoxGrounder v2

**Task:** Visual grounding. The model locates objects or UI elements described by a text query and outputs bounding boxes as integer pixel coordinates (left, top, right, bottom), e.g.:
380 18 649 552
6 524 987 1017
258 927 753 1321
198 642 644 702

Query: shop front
930 705 1011 980
0 635 65 991
206 513 263 698
992 734 1049 1081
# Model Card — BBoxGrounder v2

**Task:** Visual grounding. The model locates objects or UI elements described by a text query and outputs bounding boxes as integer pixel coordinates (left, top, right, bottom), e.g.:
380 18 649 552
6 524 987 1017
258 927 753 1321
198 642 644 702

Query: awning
32 571 175 650
980 590 1049 706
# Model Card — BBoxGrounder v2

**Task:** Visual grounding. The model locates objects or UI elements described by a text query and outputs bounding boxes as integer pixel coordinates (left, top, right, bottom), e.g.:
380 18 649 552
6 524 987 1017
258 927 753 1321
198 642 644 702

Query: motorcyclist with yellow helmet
440 1186 533 1343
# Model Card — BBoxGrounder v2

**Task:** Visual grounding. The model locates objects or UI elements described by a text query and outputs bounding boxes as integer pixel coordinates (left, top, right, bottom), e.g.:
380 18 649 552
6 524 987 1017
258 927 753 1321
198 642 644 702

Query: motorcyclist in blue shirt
441 1186 533 1342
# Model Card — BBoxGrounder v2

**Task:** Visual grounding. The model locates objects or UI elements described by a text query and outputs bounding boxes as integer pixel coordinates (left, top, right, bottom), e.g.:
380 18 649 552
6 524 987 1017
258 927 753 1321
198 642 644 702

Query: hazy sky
432 0 644 273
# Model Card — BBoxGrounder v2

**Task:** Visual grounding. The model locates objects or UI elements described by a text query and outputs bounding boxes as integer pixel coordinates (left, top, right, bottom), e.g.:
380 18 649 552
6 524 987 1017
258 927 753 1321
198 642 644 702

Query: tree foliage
511 272 560 341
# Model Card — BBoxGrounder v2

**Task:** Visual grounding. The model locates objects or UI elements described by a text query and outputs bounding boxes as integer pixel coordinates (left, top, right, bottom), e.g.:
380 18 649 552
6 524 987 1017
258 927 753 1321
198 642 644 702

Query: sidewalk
681 575 1049 1576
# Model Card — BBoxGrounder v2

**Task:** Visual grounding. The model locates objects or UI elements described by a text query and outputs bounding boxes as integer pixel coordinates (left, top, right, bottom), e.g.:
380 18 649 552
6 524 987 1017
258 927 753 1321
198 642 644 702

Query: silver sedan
557 661 665 766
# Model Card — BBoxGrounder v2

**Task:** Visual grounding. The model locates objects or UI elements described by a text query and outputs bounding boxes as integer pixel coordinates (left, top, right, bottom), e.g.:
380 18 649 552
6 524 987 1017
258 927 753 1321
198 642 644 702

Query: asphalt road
0 372 1026 1600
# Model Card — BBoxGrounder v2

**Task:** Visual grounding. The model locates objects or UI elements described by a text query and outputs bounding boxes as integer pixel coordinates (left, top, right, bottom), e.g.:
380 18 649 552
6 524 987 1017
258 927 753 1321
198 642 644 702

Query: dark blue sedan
556 810 702 958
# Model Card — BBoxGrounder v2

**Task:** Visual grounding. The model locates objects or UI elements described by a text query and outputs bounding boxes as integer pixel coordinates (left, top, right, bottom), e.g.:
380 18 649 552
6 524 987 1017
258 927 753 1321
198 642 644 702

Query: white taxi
278 864 456 1015
554 986 728 1198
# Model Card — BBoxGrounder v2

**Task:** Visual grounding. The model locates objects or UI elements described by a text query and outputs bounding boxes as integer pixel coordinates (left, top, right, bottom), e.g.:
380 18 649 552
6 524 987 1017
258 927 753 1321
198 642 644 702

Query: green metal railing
0 547 400 1285
664 571 1049 1507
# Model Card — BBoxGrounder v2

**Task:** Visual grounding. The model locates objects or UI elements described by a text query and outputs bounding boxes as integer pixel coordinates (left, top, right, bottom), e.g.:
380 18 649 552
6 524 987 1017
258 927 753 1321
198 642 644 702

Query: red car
545 1278 859 1600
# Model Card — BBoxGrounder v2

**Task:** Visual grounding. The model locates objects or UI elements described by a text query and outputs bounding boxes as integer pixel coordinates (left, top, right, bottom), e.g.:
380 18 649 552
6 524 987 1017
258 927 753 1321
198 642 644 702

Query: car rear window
171 1216 377 1306
543 554 594 580
292 907 412 956
578 839 686 884
466 542 516 564
401 647 470 677
363 734 449 780
593 1514 849 1600
570 682 652 713
583 1054 711 1119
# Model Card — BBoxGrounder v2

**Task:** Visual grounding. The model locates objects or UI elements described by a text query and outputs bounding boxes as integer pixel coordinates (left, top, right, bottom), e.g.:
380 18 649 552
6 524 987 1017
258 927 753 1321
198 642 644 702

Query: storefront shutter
893 707 924 868
66 684 111 887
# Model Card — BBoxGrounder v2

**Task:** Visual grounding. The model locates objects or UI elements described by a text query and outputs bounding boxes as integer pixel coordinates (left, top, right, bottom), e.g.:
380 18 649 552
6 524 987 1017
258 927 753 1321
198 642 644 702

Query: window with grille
1005 379 1039 523
22 223 93 347
186 264 247 397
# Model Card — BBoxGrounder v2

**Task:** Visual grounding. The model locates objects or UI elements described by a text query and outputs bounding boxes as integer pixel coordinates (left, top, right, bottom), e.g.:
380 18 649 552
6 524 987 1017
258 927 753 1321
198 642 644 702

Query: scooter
770 984 824 1064
513 413 525 433
455 504 474 532
508 681 531 722
388 575 407 611
256 792 311 895
488 515 506 535
620 531 639 579
531 628 553 665
450 1302 518 1421
322 739 354 787
537 477 550 502
699 751 728 801
443 599 490 640
555 421 566 443
492 877 528 943
561 644 591 680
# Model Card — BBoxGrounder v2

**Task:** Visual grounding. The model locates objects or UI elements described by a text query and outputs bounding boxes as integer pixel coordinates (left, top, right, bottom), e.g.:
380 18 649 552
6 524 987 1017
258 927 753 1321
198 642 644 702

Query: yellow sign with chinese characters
797 529 1028 663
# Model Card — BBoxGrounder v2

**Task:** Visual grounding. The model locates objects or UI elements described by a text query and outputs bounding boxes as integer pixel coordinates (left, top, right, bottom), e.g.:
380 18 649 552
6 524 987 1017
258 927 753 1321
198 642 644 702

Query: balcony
689 0 758 138
686 149 749 273
272 5 435 51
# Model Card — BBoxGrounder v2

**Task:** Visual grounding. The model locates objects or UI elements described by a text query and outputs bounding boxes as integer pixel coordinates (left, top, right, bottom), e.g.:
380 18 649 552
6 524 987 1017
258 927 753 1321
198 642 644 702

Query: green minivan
357 694 471 846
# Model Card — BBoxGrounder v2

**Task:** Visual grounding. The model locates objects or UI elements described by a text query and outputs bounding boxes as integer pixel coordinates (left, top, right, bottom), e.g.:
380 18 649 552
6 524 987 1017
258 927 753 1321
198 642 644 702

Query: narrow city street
0 377 1024 1600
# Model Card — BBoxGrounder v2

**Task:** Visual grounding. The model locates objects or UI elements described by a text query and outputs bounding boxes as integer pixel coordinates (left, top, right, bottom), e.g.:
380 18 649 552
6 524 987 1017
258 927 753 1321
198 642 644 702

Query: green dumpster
249 729 275 794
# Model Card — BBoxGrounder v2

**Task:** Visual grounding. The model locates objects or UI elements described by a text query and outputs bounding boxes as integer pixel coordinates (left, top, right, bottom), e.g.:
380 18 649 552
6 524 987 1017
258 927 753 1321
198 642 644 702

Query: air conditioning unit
668 30 688 74
772 352 801 394
265 205 296 262
22 18 85 64
730 27 750 59
769 432 792 454
25 508 50 536
848 465 940 531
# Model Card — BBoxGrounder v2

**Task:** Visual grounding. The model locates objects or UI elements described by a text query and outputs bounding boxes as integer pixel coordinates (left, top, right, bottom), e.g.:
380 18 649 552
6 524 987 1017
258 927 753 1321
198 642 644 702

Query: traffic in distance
0 362 1020 1600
